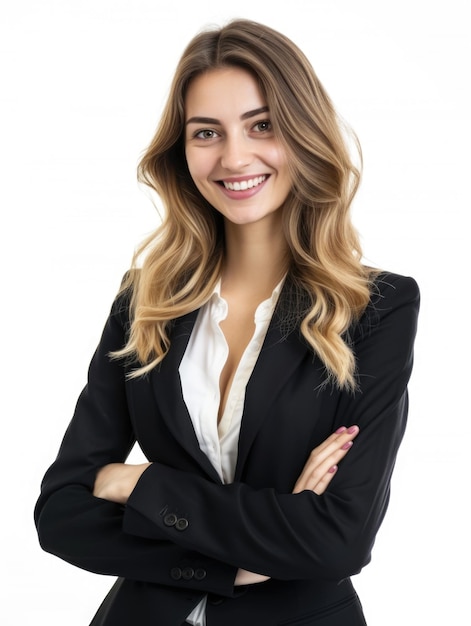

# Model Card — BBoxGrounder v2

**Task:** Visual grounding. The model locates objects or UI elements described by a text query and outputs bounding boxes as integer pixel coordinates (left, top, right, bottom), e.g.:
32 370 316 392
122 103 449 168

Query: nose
220 132 253 171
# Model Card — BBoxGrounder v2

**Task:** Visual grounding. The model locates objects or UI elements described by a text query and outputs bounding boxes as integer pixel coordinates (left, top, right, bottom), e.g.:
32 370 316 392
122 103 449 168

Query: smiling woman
34 18 419 626
185 67 293 226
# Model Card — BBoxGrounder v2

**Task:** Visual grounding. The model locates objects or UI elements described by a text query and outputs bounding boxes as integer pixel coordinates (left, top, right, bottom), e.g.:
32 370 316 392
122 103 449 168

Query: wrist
93 462 152 504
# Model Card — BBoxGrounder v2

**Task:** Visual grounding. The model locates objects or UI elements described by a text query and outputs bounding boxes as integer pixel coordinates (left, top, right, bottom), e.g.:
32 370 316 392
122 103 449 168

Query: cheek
185 149 212 185
184 148 196 179
185 154 213 204
267 146 290 177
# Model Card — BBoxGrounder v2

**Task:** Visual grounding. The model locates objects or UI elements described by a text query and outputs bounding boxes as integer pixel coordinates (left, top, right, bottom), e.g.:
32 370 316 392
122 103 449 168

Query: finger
312 464 338 495
295 426 359 484
315 425 359 462
303 425 359 463
293 427 359 493
293 449 345 493
293 462 340 494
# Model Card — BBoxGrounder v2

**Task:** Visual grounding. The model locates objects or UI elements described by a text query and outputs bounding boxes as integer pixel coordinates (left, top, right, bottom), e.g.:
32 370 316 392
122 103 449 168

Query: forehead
185 67 266 118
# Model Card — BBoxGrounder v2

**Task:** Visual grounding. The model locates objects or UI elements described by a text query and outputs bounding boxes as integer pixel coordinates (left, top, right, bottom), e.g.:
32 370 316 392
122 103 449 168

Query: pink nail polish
335 426 347 434
347 425 359 434
328 465 338 473
341 441 353 450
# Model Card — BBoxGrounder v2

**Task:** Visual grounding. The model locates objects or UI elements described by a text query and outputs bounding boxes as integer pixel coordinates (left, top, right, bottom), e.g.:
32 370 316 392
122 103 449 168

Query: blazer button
170 567 182 580
194 568 207 581
182 567 194 580
164 513 178 527
175 517 189 531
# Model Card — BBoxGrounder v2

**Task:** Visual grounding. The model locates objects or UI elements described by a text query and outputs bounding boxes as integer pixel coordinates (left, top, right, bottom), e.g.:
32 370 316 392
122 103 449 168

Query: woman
34 19 419 625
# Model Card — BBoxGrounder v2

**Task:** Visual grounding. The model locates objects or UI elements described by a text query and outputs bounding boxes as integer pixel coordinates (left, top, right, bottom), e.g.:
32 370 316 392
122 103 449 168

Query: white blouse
178 279 284 626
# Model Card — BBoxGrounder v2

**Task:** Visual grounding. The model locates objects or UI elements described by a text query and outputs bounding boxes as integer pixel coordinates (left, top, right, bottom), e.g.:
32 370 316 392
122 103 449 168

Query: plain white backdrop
1 0 469 623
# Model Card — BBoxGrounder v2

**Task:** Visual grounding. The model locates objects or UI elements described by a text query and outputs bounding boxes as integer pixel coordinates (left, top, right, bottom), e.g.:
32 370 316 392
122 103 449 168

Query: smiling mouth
219 175 268 191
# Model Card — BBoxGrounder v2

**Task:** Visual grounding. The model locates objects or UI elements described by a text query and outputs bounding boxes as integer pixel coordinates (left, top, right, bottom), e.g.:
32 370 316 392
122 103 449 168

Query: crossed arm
35 273 419 593
93 424 359 585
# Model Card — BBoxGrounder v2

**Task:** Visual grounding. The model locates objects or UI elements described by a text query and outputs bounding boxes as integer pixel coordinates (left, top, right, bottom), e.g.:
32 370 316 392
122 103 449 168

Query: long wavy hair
114 19 377 390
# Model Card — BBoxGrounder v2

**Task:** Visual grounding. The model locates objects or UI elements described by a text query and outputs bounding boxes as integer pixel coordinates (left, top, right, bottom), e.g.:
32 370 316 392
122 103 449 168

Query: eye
194 129 219 140
253 120 272 133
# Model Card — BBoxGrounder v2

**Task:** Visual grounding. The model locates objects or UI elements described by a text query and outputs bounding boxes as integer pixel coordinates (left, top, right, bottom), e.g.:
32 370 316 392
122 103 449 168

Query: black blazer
34 272 419 625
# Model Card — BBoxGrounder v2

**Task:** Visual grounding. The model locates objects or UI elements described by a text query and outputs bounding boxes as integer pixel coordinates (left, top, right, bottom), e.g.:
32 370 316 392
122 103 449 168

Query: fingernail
335 426 347 434
328 465 338 474
341 441 353 450
347 425 359 434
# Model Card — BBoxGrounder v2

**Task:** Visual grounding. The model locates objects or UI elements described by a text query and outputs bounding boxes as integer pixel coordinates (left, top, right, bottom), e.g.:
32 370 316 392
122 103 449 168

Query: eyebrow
186 106 269 126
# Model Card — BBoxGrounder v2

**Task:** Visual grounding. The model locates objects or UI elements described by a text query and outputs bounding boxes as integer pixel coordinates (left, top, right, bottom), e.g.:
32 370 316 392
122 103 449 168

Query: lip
216 174 270 200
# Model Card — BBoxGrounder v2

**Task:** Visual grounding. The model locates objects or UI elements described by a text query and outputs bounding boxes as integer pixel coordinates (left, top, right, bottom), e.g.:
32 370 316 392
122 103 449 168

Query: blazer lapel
234 289 311 481
150 310 223 484
149 281 314 485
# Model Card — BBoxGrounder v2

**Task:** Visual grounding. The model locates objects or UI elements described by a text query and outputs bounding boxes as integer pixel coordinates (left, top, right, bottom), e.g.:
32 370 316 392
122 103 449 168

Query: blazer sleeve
123 273 420 582
34 290 238 597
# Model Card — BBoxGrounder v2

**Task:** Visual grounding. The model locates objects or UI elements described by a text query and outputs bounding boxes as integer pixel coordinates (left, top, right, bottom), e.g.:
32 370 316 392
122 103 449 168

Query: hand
234 569 270 586
233 426 359 586
93 462 152 504
293 425 359 495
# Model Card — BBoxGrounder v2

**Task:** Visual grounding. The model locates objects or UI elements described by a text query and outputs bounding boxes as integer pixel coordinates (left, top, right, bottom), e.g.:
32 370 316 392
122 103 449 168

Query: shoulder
353 270 420 341
371 271 420 304
368 271 420 321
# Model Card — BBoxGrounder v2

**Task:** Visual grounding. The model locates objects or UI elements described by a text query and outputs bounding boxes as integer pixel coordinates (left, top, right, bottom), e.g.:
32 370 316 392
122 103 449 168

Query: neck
221 215 290 298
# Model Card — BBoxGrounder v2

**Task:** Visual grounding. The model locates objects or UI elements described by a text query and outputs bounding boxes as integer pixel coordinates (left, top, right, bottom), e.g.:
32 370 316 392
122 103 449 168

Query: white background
1 0 469 623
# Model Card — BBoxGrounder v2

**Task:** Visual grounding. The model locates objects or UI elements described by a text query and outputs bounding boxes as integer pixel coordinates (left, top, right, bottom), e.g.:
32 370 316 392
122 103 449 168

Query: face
184 67 292 228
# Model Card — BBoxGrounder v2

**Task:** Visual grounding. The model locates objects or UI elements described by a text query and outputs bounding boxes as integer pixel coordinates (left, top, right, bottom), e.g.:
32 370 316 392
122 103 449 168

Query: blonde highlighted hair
114 19 377 390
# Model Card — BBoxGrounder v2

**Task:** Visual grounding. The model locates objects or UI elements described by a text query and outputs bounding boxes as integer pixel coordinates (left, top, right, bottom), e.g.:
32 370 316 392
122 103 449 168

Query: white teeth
223 175 266 191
